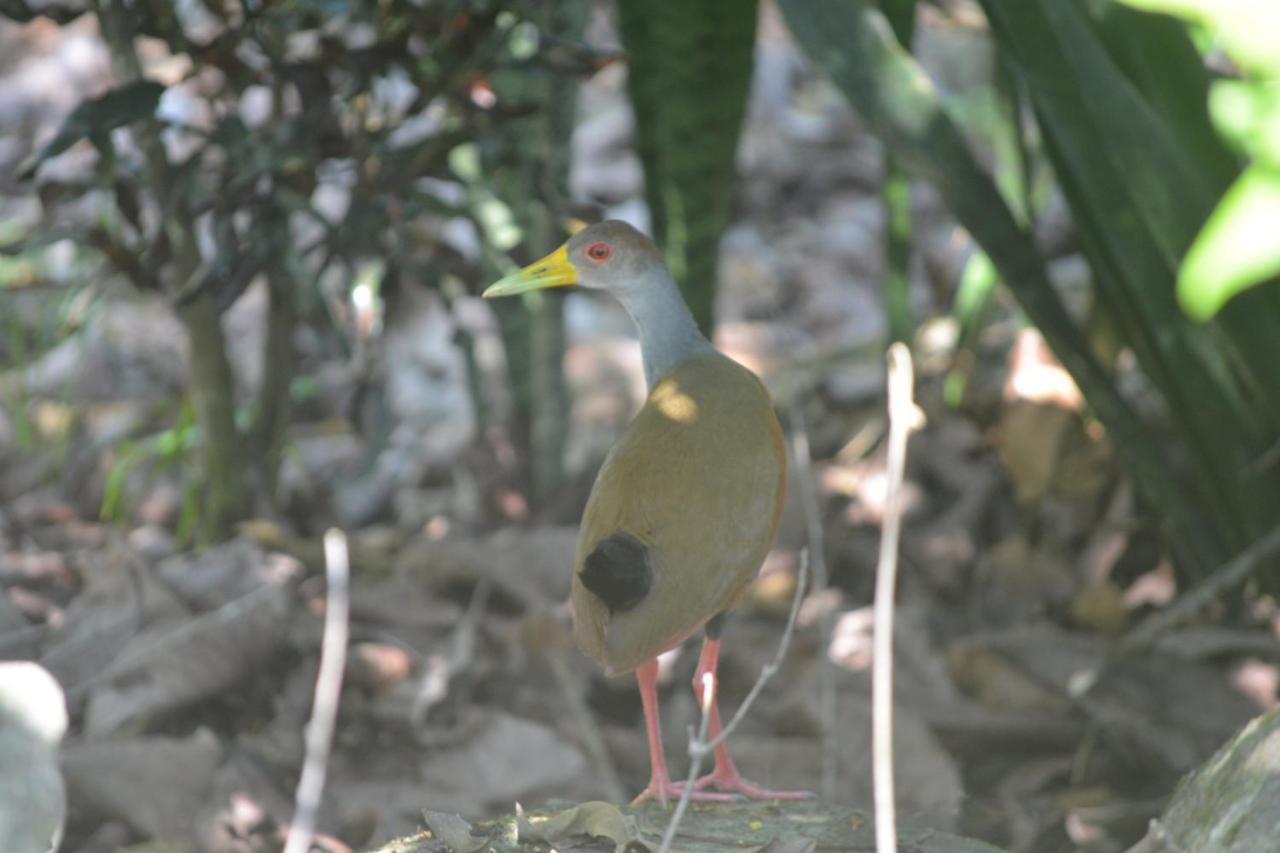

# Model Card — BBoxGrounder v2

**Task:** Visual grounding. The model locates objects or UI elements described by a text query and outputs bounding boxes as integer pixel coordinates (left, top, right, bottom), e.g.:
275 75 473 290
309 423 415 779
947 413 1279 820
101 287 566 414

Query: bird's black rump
580 533 652 613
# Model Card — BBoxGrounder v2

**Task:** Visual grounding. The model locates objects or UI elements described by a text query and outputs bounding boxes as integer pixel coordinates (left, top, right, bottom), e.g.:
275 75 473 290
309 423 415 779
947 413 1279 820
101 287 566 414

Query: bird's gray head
482 220 668 299
564 220 667 294
482 219 711 388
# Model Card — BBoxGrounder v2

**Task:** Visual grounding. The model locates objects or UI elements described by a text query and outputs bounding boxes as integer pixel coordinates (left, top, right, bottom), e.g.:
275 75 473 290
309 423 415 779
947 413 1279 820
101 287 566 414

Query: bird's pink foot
630 775 741 807
689 767 814 800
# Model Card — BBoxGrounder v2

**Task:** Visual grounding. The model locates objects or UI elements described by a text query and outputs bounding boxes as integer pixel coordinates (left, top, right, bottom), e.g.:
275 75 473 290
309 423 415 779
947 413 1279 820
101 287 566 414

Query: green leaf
0 0 89 23
877 0 918 46
945 249 1000 407
954 250 999 337
617 0 759 333
1209 80 1280 166
1082 0 1237 190
1118 0 1280 75
983 0 1280 546
20 79 166 177
780 0 1225 570
1180 166 1280 320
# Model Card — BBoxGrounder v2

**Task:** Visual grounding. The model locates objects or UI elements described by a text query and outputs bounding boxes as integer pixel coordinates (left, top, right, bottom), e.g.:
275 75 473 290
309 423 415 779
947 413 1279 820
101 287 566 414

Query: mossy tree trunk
177 295 250 539
250 257 297 510
97 0 249 541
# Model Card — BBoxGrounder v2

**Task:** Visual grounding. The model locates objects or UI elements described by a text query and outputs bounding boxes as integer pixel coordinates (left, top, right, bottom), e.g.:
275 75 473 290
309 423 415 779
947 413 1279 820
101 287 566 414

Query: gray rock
0 662 67 853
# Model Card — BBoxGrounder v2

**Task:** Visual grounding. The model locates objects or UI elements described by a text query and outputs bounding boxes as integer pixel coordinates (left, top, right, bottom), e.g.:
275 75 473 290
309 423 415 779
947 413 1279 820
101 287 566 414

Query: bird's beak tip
482 244 576 299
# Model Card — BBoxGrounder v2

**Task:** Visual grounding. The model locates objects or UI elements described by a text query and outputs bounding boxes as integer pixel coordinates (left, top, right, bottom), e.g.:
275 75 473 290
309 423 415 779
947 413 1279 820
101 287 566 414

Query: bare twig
700 549 809 755
284 529 351 853
873 343 921 853
658 671 714 853
790 408 840 799
658 551 811 853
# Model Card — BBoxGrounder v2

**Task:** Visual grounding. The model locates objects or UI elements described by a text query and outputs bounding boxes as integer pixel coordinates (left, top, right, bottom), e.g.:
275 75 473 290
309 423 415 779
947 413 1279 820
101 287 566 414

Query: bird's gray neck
616 268 715 389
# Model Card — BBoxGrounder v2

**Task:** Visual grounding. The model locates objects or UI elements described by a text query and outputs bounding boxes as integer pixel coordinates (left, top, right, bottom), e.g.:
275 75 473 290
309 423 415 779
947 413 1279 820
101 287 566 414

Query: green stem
882 159 914 343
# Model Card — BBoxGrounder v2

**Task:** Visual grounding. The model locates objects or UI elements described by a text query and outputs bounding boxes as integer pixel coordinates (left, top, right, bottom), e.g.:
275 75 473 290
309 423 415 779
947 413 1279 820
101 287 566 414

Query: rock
0 662 67 853
418 710 589 813
61 730 221 842
1132 708 1280 853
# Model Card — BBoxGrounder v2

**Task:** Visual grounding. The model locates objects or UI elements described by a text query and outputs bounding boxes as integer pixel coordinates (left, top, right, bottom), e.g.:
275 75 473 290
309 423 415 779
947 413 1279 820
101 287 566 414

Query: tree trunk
251 261 297 510
178 294 249 541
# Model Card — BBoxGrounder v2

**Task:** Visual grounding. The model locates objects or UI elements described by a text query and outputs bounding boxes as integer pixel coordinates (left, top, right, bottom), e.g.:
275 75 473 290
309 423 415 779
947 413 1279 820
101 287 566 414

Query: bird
484 220 810 804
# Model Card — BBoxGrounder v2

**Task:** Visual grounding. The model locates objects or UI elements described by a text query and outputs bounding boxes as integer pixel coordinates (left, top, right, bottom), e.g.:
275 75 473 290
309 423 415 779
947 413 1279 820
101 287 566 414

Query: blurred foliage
1118 0 1280 320
773 0 1280 583
5 0 1278 582
1 0 595 538
978 0 1280 579
479 0 591 501
617 0 759 333
877 0 919 344
776 0 1194 559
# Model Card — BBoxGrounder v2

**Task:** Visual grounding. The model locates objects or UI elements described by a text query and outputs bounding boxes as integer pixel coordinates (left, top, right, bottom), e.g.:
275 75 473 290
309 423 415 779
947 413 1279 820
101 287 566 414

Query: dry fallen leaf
517 801 642 853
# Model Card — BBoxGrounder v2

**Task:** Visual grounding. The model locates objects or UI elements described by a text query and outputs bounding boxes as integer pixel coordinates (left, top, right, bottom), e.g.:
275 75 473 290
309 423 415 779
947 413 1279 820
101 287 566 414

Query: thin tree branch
658 550 810 853
790 408 840 799
658 671 714 853
698 550 809 755
873 342 922 853
284 529 351 853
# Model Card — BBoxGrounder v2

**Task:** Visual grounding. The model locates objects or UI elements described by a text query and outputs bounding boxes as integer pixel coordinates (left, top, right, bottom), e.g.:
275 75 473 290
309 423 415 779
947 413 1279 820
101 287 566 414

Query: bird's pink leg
630 657 737 806
685 637 814 800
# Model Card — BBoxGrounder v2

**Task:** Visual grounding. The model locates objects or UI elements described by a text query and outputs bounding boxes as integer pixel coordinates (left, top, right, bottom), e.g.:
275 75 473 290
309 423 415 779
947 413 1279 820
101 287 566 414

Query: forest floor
1 7 1276 853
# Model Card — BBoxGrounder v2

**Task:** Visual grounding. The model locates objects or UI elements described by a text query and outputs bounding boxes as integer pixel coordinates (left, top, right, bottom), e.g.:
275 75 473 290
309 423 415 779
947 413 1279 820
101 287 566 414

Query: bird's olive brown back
571 353 786 675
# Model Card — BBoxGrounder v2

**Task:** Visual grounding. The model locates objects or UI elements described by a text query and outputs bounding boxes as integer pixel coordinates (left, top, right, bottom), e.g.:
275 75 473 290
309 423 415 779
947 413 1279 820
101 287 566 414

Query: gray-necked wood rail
484 220 809 804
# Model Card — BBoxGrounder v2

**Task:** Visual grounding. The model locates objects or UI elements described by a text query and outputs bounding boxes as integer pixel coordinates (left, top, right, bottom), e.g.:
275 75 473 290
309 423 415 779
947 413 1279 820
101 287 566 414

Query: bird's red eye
585 242 612 262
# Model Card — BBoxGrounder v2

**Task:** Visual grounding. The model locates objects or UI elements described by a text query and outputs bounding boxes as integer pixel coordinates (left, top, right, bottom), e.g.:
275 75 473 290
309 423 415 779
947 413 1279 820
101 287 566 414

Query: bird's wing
571 353 785 674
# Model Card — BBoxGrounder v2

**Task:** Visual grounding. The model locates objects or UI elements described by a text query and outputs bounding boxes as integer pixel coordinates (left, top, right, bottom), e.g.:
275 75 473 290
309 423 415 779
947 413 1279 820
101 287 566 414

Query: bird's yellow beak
482 244 577 298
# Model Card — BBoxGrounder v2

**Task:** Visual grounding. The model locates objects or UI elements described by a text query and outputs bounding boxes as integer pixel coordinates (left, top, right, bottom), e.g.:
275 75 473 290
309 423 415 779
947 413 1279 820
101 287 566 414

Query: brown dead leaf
1004 328 1082 409
1069 580 1127 636
997 403 1073 505
946 641 1070 714
348 642 414 695
518 801 642 852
